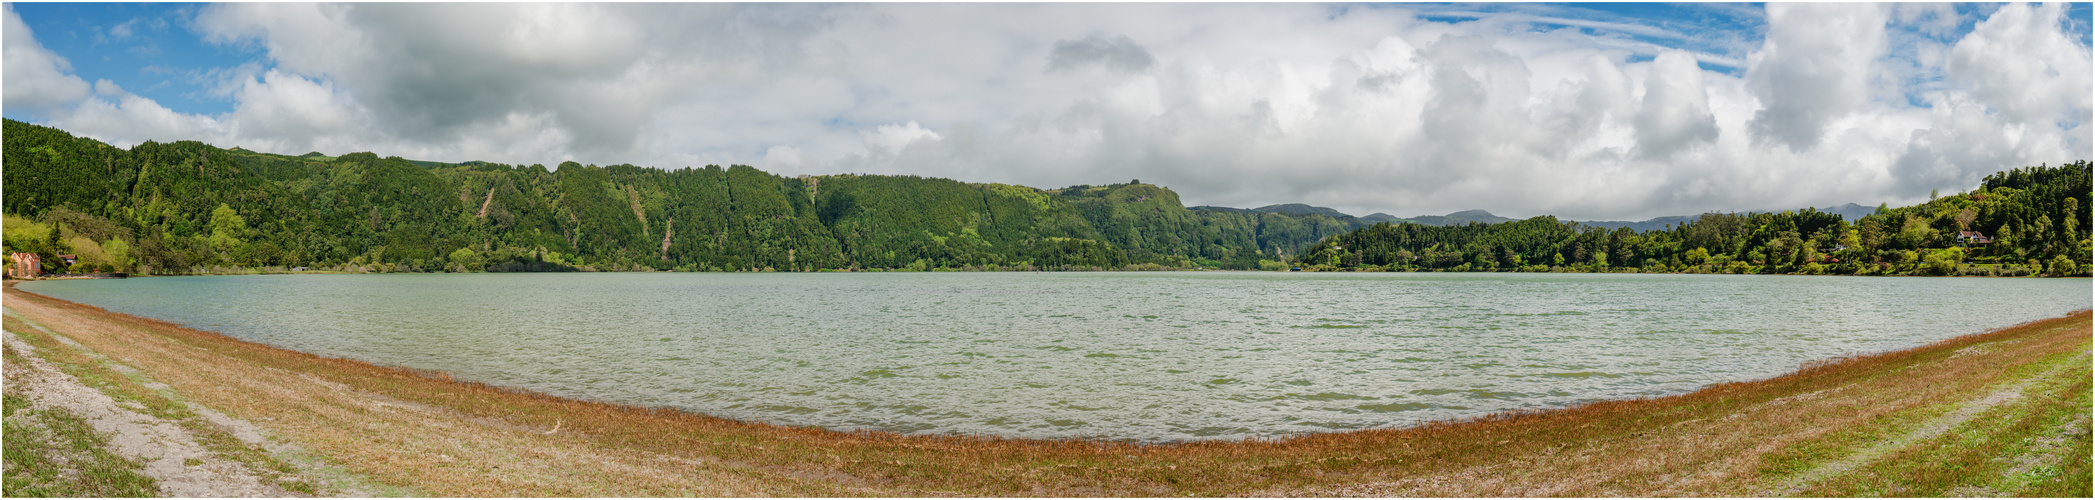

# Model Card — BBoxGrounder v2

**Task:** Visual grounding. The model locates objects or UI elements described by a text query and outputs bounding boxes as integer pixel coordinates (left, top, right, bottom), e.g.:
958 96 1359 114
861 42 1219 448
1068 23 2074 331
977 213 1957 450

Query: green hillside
1 119 1354 274
1295 161 2093 276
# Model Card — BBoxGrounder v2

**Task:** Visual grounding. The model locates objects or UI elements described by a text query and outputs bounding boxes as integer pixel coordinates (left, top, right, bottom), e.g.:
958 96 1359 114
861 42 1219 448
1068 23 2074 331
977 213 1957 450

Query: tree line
1293 161 2092 277
1 119 1354 275
7 119 2084 277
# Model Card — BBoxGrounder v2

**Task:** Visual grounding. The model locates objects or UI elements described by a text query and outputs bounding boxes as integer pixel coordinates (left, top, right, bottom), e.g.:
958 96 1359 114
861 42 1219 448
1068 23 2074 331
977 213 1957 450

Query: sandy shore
3 282 2088 496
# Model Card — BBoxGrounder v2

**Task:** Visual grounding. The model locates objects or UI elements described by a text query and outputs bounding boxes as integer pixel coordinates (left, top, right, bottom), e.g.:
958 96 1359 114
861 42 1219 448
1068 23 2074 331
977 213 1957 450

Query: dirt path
4 319 298 497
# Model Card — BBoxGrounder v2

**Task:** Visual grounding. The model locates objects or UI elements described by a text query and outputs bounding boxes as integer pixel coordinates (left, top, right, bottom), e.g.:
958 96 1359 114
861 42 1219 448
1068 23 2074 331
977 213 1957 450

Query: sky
4 3 2091 221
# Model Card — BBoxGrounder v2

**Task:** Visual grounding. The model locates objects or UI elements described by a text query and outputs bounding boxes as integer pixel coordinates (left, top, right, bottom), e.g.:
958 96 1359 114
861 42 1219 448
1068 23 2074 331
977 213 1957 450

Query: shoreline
17 267 2092 280
3 283 2089 496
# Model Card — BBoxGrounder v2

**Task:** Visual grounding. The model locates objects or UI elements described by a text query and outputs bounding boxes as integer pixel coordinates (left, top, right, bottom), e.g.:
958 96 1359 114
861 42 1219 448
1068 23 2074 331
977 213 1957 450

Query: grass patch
2 369 159 497
1797 347 2092 496
4 314 326 495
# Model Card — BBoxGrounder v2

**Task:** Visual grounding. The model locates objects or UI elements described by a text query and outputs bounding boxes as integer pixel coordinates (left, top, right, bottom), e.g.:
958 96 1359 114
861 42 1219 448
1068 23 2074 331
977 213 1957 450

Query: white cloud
49 93 224 148
1635 50 1719 159
3 5 92 117
1947 2 2092 126
1744 3 1889 153
92 79 125 98
763 145 805 171
1894 3 1960 39
860 121 942 158
219 70 374 154
7 3 2090 220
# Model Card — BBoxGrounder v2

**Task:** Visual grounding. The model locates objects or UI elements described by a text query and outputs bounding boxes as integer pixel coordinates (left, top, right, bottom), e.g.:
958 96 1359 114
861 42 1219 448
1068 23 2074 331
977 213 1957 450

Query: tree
1684 247 1710 265
2048 254 2080 277
2063 198 2080 242
2031 215 2054 255
1923 247 1964 276
102 238 134 273
208 203 248 256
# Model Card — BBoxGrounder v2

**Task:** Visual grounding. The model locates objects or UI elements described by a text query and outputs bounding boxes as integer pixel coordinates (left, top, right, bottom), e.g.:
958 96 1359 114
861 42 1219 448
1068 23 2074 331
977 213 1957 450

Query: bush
2048 254 2083 277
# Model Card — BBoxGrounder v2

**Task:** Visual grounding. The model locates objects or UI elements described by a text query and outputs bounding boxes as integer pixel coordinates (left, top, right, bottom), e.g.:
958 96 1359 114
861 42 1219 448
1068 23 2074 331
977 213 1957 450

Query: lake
15 272 2089 442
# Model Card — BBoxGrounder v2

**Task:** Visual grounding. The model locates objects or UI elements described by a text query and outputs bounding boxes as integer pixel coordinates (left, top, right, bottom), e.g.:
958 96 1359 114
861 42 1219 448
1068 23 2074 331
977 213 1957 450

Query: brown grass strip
3 282 2087 497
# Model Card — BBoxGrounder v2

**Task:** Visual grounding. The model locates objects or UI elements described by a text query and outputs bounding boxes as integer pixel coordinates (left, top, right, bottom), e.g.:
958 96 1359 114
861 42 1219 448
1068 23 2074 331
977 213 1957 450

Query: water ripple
19 272 2089 442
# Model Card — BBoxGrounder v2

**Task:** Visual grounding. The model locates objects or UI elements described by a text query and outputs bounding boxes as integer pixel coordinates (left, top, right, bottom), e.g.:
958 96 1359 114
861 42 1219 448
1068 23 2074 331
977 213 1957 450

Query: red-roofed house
1956 230 1992 246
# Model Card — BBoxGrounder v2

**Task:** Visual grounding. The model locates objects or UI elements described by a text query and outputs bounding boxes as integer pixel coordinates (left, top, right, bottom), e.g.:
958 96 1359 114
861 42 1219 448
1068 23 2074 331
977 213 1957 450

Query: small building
8 253 40 279
56 254 78 266
1955 231 1992 246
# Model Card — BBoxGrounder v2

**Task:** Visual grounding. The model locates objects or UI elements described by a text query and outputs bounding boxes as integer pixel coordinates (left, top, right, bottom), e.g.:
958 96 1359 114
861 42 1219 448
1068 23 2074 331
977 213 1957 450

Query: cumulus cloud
49 92 223 147
861 121 942 157
1744 3 1889 153
1635 50 1719 159
194 3 657 158
5 3 2090 220
1046 34 1156 74
3 5 92 116
217 70 375 154
1947 3 2092 126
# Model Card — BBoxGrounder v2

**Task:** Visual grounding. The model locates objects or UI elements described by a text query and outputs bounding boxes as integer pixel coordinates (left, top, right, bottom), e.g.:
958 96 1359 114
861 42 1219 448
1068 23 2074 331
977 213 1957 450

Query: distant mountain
1575 201 1893 231
1360 213 1409 224
1189 206 1510 227
1813 202 1881 221
1404 209 1516 226
1574 215 1699 232
1577 203 1888 232
1192 203 1375 225
1251 203 1354 219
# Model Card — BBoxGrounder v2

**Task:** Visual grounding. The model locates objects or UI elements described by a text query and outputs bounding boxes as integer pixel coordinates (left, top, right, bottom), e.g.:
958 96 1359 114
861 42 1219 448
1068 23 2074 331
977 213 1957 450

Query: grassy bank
2 283 2088 496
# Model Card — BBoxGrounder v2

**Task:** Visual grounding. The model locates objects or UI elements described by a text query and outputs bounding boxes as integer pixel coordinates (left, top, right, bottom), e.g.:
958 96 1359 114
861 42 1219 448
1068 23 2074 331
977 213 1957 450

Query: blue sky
26 2 2084 118
5 3 2092 220
7 3 251 117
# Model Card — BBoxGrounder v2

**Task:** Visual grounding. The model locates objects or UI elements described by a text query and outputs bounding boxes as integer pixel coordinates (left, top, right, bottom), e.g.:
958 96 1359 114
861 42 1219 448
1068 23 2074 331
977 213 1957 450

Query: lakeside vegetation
4 284 2087 496
1298 162 2093 277
4 118 2088 276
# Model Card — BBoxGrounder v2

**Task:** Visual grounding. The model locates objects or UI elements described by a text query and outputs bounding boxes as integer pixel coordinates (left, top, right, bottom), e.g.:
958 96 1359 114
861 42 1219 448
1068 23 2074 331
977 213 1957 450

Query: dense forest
1295 161 2093 277
4 119 2087 277
1 119 1356 275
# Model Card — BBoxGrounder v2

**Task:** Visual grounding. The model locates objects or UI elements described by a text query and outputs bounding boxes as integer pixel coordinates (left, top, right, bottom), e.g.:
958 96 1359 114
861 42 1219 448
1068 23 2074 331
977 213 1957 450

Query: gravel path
5 316 301 497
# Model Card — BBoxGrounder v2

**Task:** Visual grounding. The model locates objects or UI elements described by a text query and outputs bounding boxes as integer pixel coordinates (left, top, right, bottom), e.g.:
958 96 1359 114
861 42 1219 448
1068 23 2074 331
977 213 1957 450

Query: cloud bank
5 3 2089 220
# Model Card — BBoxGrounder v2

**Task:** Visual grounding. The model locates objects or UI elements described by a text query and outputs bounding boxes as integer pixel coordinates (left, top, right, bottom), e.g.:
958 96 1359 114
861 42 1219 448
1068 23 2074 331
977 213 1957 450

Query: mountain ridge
1 119 1363 272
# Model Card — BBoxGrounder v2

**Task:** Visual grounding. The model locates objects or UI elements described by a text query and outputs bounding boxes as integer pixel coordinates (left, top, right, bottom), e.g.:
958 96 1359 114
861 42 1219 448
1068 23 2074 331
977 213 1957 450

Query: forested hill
1 119 1359 274
1295 161 2093 277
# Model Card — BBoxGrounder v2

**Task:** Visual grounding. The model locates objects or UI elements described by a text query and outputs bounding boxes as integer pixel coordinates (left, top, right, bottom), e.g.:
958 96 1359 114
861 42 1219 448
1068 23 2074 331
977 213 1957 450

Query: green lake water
16 272 2090 442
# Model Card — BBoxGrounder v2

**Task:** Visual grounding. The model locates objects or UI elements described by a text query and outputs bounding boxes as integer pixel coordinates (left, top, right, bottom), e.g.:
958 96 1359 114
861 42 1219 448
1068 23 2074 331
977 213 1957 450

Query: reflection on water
20 272 2089 442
